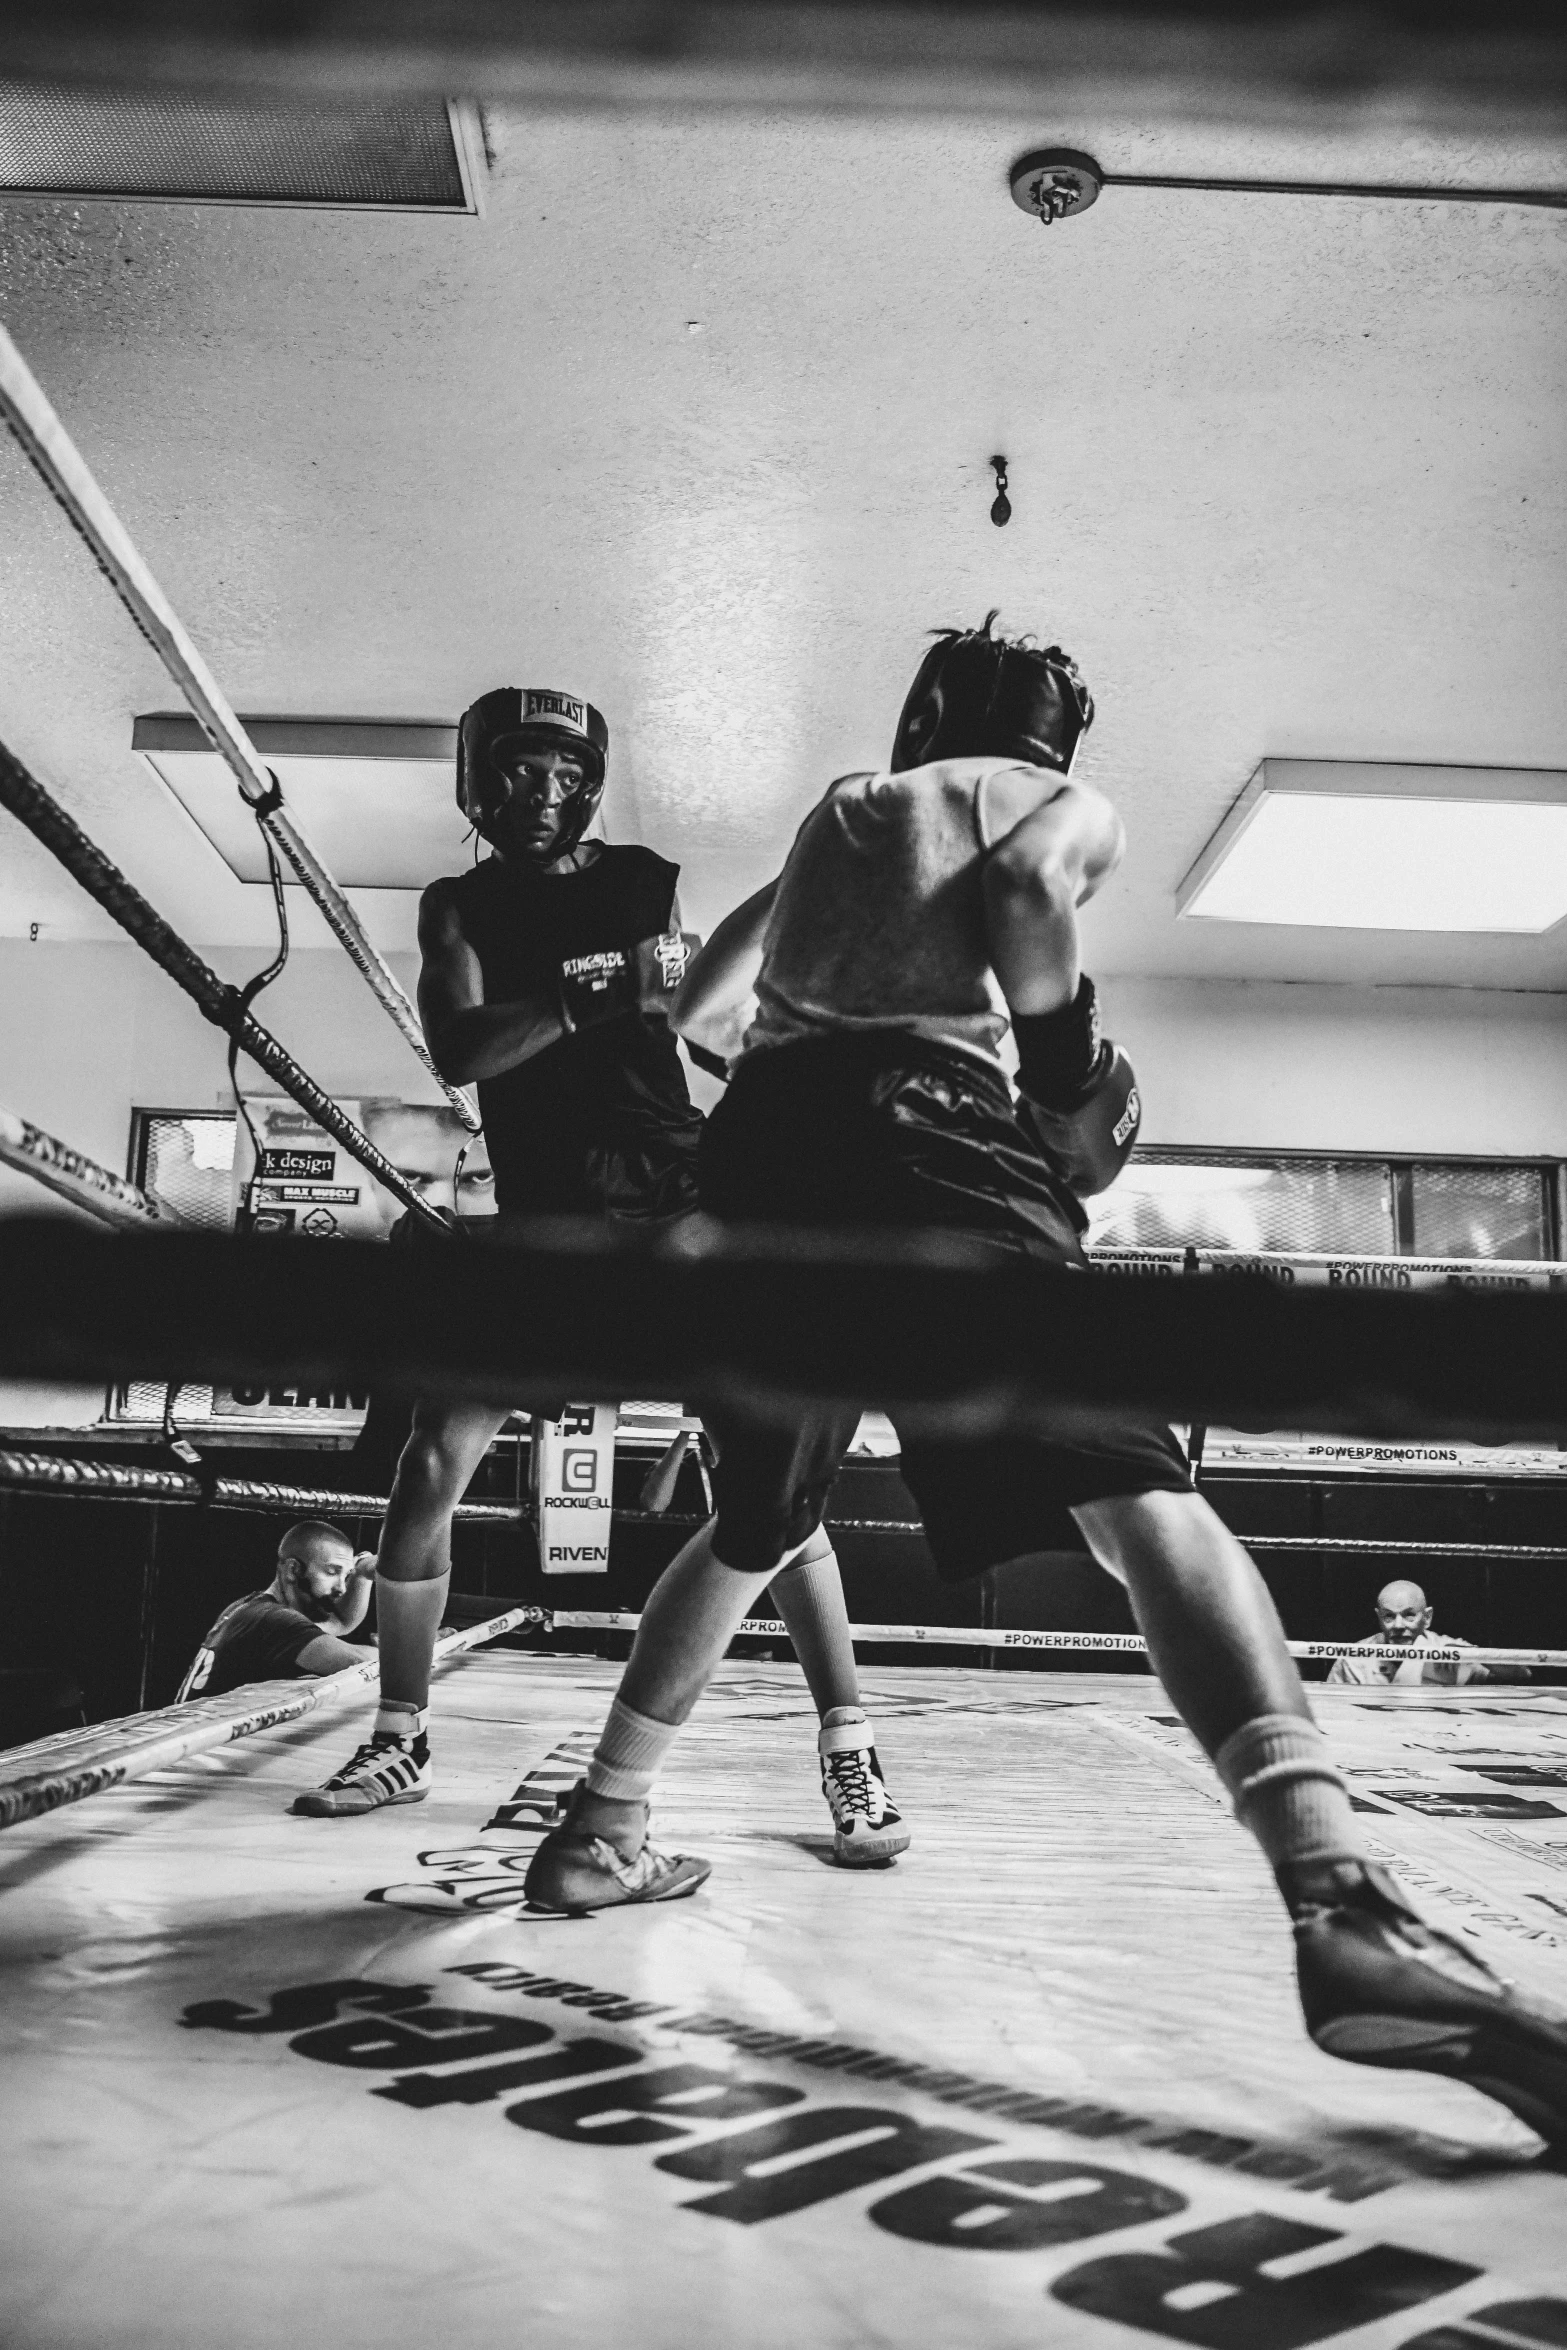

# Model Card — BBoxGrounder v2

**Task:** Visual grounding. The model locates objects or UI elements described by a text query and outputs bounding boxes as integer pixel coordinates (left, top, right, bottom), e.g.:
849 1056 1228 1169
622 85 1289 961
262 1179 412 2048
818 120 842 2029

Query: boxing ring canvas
3 1653 1565 2349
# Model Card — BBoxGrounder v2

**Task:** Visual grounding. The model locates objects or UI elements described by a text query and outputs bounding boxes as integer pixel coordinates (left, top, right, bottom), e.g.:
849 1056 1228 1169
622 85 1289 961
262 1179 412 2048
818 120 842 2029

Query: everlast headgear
889 612 1094 777
457 686 610 858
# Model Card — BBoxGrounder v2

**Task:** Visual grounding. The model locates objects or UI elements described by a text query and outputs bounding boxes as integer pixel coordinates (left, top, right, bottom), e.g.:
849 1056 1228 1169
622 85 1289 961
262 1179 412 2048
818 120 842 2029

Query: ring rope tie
0 740 447 1232
0 1109 175 1229
3 1449 1565 1561
0 318 479 1136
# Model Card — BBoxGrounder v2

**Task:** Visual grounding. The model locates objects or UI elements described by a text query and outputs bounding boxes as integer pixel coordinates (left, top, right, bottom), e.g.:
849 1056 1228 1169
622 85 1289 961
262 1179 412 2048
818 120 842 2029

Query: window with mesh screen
1086 1157 1396 1255
1407 1165 1552 1261
1086 1153 1555 1260
132 1112 237 1230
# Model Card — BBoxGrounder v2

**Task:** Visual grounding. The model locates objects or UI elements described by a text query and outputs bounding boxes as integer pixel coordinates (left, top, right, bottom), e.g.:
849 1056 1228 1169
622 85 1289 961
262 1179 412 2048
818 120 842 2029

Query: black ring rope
2 1452 1564 1560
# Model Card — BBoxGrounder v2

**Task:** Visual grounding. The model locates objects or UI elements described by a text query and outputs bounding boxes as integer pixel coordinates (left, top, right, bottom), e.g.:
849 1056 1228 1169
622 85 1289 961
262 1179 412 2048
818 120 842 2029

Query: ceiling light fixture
134 715 463 891
1177 761 1567 934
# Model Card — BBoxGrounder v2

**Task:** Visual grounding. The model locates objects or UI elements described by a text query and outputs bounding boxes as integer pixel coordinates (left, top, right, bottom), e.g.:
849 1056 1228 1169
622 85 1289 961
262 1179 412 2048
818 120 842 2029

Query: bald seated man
1326 1580 1514 1687
178 1521 377 1702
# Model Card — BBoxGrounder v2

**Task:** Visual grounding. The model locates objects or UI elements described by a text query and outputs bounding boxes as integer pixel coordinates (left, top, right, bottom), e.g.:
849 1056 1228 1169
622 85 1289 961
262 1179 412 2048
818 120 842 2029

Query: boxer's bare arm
672 879 778 1062
981 778 1124 1016
324 1561 375 1638
293 1630 378 1676
416 880 565 1082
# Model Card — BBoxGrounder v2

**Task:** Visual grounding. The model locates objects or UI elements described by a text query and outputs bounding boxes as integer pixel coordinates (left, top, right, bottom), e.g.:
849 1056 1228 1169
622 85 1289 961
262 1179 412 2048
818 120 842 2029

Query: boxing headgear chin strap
456 686 610 859
889 616 1094 778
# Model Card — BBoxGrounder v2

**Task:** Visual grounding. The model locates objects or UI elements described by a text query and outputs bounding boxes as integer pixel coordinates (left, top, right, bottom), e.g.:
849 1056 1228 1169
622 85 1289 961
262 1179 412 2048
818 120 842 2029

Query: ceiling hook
989 455 1011 527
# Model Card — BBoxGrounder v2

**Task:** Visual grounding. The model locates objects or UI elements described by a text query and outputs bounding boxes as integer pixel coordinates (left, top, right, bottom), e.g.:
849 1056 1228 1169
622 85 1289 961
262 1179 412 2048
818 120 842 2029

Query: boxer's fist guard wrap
558 932 702 1034
1013 977 1141 1200
559 947 638 1033
636 929 701 1017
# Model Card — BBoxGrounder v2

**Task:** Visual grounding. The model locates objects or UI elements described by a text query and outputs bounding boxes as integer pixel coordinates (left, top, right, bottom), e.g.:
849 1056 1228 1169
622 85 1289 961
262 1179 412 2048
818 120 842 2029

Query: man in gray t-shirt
179 1520 375 1701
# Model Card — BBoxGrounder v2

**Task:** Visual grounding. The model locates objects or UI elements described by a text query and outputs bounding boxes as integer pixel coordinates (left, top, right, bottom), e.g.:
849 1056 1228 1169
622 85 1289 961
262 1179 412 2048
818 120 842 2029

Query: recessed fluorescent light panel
133 716 465 890
0 84 484 212
1178 760 1567 932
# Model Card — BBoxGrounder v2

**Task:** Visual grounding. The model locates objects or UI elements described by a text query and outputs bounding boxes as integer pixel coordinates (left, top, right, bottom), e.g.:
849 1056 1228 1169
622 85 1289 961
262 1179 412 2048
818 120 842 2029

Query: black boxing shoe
523 1781 712 1915
1287 1858 1567 2147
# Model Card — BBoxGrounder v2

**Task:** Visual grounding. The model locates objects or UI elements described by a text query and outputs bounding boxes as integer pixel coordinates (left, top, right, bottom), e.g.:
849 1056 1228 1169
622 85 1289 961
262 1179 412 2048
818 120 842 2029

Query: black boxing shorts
698 1033 1191 1581
491 1125 702 1223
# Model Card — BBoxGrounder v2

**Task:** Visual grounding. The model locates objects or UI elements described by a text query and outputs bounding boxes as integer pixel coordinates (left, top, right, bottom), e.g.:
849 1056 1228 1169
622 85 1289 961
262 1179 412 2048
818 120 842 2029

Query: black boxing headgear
889 613 1094 777
456 686 610 859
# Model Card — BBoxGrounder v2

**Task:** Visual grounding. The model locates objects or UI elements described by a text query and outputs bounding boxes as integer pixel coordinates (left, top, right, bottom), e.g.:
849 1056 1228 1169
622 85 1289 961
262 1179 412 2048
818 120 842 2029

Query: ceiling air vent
0 82 482 212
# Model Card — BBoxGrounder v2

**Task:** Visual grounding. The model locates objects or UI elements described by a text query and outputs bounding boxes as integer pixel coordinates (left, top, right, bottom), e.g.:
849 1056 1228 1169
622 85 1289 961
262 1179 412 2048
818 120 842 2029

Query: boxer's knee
711 1505 825 1577
383 1424 482 1566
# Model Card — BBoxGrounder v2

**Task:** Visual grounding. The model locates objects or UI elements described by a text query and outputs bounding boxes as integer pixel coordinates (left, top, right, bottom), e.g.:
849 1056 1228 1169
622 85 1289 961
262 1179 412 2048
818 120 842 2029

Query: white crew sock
818 1705 872 1758
373 1697 429 1744
1215 1713 1364 1874
584 1697 681 1804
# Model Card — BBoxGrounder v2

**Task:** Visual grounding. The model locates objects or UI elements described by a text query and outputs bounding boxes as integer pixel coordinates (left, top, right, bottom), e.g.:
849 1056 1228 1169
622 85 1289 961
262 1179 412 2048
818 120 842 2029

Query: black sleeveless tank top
445 847 701 1212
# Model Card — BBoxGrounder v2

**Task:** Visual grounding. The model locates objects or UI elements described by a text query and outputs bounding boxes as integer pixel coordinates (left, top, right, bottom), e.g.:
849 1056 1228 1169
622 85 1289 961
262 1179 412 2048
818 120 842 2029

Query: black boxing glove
558 946 638 1033
1019 1041 1142 1201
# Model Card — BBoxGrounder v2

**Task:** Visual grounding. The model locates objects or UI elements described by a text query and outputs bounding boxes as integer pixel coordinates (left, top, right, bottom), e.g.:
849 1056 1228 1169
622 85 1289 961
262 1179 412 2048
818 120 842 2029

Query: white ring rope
0 320 479 1136
554 1611 1567 1669
0 1603 532 1829
3 1605 1557 1832
0 1105 175 1229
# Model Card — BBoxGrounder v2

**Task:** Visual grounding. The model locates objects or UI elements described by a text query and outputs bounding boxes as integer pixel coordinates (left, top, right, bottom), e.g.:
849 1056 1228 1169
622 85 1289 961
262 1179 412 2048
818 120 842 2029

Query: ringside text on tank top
744 758 1051 1076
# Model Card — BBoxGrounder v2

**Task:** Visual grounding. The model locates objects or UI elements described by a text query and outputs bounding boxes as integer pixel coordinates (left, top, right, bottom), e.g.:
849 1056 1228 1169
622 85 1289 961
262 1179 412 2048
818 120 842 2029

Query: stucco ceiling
1 101 1564 988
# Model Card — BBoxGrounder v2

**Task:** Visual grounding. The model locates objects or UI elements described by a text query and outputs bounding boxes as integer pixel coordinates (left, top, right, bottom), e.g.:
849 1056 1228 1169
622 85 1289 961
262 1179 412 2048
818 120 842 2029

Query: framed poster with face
232 1095 493 1239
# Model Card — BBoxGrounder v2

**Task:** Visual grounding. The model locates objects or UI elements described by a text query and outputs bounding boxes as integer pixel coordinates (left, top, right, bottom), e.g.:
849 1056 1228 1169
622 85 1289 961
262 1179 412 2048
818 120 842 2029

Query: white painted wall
1109 978 1567 1157
0 937 446 1229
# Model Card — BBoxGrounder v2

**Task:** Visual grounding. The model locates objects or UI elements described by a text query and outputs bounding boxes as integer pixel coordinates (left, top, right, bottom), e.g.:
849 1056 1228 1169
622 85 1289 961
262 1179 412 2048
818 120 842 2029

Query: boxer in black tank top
298 687 911 1867
445 845 702 1218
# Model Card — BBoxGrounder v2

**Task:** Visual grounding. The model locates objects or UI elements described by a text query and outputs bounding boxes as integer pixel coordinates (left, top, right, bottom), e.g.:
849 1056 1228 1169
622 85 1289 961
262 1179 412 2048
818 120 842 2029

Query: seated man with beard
178 1520 375 1701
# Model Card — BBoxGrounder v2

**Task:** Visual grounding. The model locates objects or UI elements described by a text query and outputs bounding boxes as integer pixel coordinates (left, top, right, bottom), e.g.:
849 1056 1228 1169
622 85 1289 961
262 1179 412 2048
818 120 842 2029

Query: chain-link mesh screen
0 82 468 207
1087 1158 1396 1254
1410 1165 1550 1261
138 1114 237 1231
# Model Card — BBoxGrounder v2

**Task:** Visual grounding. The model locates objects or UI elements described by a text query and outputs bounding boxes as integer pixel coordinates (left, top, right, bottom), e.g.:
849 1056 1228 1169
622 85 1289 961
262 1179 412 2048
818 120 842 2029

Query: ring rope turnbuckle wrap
0 1107 176 1229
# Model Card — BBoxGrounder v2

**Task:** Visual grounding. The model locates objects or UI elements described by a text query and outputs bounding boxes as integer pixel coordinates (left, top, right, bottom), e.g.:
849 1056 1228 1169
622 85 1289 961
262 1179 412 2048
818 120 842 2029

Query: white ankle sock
584 1697 680 1803
1215 1714 1364 1873
373 1698 428 1743
818 1706 871 1757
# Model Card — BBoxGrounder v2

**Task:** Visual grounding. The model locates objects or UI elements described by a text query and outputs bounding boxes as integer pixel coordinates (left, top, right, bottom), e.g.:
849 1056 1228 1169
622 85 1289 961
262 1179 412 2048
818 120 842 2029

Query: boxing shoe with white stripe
523 1782 711 1914
1290 1858 1567 2147
819 1710 910 1867
292 1730 432 1817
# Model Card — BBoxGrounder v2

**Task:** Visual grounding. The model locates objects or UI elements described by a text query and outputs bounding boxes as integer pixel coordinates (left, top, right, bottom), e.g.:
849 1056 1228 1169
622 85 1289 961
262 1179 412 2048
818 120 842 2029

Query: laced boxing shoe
818 1710 910 1867
291 1730 432 1817
523 1781 712 1914
1290 1858 1567 2147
